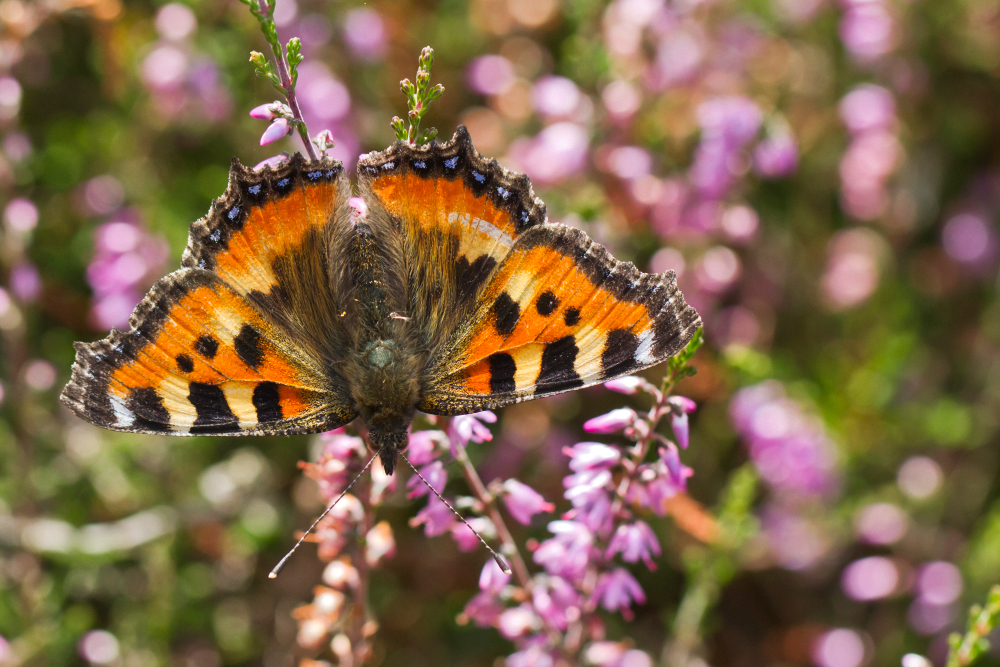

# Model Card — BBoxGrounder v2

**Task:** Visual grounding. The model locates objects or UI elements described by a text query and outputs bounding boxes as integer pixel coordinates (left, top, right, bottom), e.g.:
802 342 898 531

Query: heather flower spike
239 0 318 159
393 46 446 146
583 407 637 434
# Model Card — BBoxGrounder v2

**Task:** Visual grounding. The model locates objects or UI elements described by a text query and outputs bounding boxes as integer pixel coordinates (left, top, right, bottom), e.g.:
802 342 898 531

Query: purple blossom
753 126 799 178
466 55 515 96
249 102 279 120
406 461 447 499
451 516 497 552
10 262 40 302
839 1 895 62
409 497 455 537
533 76 582 119
730 381 838 497
603 376 647 395
506 646 555 667
689 96 762 199
451 411 496 447
564 442 621 471
840 85 896 135
496 605 541 640
260 117 291 146
502 479 555 525
592 568 646 617
605 521 661 569
667 396 696 449
584 407 637 434
406 429 445 465
343 8 387 61
479 558 512 593
509 123 590 186
534 520 593 581
464 590 505 627
531 575 581 630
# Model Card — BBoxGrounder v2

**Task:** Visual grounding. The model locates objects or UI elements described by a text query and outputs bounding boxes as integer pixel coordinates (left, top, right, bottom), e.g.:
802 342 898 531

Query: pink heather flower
668 396 696 449
565 483 613 533
260 117 291 146
531 575 581 630
365 521 396 565
534 520 593 581
564 442 621 471
249 102 278 120
942 212 999 269
603 376 646 395
479 558 511 593
369 461 396 505
10 262 41 302
606 521 661 569
507 646 555 667
343 8 387 60
410 497 455 537
497 606 541 640
451 411 497 448
406 429 445 465
502 479 555 525
583 407 637 434
451 516 496 552
253 153 290 170
322 559 361 589
319 431 365 460
466 55 515 96
592 568 646 618
840 85 896 135
406 460 446 499
509 122 590 186
839 3 895 62
532 76 582 119
753 128 799 178
464 590 505 627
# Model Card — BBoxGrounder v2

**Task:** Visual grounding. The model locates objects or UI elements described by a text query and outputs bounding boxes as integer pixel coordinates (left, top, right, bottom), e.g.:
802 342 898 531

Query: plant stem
452 437 531 587
256 0 317 161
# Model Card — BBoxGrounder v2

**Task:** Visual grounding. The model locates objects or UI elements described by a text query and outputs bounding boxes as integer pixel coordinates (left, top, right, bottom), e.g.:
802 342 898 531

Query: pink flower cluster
86 213 169 330
140 3 232 122
839 84 900 220
293 430 397 653
462 379 695 666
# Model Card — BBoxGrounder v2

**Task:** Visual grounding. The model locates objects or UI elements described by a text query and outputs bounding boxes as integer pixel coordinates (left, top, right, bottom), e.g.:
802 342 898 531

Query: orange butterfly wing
61 155 357 435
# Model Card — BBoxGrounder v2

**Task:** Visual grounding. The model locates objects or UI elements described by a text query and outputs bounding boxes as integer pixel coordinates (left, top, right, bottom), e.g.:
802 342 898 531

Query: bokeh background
2 0 1000 665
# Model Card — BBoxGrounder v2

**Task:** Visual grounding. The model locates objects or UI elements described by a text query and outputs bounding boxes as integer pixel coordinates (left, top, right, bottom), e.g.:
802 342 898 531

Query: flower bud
583 407 637 434
260 117 291 146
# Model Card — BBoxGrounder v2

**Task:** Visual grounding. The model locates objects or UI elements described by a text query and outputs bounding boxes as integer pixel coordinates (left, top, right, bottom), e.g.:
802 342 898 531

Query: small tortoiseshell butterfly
61 128 701 475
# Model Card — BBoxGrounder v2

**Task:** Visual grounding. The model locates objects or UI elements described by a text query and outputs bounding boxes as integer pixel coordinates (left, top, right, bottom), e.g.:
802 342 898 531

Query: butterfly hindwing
61 157 357 435
418 224 702 414
357 127 547 353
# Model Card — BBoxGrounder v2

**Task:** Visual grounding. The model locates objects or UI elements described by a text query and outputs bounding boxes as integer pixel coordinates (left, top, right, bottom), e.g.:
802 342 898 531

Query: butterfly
60 127 701 475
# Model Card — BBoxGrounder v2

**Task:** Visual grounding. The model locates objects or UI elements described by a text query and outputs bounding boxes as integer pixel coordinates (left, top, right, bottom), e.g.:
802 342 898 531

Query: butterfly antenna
399 451 511 575
269 450 379 579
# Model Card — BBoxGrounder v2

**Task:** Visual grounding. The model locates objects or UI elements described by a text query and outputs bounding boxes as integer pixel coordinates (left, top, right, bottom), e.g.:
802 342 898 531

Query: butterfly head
353 339 420 475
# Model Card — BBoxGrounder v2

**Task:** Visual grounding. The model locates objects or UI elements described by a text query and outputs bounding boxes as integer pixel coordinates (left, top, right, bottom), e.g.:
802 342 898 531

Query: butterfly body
61 128 701 474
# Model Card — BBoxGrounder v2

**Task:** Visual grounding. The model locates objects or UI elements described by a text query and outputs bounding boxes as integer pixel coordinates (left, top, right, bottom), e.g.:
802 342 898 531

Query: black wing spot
536 291 560 317
176 354 194 374
455 254 497 304
537 336 582 392
252 381 283 423
126 387 171 432
601 329 641 378
235 324 264 370
488 353 517 394
195 335 219 359
564 307 581 327
188 382 238 433
493 292 520 338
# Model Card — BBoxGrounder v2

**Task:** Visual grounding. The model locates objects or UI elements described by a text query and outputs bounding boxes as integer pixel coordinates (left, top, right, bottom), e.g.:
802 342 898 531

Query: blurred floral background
2 0 1000 665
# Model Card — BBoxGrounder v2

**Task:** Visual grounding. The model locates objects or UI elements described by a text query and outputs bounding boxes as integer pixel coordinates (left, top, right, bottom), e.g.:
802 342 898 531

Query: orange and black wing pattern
418 224 701 414
61 156 357 435
357 127 547 352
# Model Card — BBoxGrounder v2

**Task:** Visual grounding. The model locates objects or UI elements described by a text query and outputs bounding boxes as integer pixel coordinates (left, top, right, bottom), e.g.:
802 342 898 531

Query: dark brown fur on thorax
340 219 423 475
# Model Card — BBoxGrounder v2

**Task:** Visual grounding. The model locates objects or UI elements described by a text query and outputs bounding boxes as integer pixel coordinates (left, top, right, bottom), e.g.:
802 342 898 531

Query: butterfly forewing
61 157 357 436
